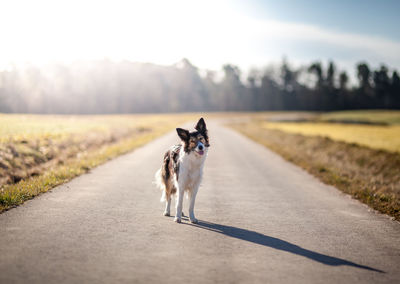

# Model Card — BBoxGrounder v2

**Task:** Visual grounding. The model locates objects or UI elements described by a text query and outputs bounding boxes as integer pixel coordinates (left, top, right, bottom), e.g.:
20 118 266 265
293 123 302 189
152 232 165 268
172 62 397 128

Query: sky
1 0 399 75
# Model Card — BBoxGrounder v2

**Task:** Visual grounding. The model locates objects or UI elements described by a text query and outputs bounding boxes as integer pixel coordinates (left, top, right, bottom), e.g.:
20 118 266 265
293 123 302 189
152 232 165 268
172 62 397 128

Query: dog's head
176 118 210 156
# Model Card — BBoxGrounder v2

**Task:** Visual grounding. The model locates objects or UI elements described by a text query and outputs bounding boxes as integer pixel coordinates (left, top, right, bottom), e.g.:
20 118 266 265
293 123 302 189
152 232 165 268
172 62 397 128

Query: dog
155 118 209 223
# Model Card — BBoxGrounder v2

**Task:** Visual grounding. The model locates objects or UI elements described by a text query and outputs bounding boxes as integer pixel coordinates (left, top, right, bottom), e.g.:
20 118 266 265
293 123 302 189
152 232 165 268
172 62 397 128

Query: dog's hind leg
163 195 171 216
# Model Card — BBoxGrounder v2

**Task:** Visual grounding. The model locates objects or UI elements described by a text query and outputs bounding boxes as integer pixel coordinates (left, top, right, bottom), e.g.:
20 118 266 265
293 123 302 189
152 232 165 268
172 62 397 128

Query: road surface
1 121 399 283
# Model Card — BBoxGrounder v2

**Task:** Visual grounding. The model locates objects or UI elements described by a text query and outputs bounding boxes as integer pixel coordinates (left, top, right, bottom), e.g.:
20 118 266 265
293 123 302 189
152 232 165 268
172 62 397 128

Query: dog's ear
195 118 207 133
176 128 190 142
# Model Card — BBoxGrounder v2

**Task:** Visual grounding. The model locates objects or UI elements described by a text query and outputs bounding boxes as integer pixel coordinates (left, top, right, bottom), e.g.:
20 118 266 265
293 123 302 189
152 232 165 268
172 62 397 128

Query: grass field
318 110 400 125
258 110 400 153
0 114 184 143
262 122 400 153
230 110 400 221
0 114 195 212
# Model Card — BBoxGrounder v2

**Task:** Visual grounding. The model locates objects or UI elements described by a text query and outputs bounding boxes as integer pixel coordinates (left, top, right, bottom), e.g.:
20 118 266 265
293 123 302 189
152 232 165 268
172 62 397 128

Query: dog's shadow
185 220 384 273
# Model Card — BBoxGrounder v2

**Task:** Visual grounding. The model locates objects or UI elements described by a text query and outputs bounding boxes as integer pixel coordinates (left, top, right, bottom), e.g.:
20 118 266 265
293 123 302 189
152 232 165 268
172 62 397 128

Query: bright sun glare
0 0 243 69
2 0 400 72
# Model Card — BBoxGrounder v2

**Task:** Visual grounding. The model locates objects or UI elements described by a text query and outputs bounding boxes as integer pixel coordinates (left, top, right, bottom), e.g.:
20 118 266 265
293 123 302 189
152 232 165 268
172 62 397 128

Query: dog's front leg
174 184 184 223
189 186 199 224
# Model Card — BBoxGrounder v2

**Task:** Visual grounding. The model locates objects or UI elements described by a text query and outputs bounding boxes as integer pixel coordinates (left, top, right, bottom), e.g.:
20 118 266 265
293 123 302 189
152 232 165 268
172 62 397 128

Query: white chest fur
178 149 207 192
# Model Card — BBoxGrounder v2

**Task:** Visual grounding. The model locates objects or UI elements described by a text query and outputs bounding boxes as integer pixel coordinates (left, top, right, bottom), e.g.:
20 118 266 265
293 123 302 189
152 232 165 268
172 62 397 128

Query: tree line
0 58 399 113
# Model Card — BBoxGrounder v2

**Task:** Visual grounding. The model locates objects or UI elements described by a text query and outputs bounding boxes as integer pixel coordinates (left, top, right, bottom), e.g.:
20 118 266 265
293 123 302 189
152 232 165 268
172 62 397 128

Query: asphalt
1 121 399 284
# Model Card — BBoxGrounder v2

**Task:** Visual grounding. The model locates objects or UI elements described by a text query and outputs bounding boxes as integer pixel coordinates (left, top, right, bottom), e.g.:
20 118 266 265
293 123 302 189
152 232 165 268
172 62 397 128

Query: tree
308 61 331 110
220 64 246 110
174 58 209 111
280 60 300 109
338 71 350 109
357 63 372 90
260 72 281 110
339 71 348 90
308 62 324 88
246 69 260 110
326 61 336 89
356 62 374 108
373 65 390 108
390 71 400 108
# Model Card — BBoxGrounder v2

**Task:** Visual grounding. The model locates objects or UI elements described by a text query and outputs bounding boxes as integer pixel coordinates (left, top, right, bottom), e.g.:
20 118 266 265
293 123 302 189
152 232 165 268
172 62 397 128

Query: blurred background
0 0 399 113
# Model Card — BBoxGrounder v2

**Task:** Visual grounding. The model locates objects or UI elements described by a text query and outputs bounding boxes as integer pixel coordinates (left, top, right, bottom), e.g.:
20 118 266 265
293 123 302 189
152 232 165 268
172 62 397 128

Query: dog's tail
154 168 167 202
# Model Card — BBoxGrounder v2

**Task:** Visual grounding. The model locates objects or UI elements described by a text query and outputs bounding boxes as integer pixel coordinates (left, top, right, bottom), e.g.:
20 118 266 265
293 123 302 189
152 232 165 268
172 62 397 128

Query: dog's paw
174 217 182 223
189 218 198 224
163 211 170 217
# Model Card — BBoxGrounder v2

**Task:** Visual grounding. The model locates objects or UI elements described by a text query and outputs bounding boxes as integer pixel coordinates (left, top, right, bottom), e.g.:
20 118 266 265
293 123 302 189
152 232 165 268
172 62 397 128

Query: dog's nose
198 145 203 150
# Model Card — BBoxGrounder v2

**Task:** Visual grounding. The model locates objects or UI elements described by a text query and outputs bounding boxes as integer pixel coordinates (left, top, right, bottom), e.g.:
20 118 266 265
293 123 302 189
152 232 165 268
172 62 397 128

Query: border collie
155 118 209 223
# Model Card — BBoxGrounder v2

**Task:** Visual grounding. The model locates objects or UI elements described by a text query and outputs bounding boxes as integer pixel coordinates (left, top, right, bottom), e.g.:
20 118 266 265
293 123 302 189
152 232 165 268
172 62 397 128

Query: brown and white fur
155 118 209 223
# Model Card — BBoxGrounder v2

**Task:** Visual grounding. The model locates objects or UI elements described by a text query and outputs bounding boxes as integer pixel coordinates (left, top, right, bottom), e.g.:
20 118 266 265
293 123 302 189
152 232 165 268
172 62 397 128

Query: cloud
251 18 400 64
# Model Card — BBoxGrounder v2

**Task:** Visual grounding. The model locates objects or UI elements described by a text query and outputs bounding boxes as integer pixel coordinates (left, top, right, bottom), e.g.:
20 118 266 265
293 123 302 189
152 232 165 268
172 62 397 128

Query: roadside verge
229 122 400 221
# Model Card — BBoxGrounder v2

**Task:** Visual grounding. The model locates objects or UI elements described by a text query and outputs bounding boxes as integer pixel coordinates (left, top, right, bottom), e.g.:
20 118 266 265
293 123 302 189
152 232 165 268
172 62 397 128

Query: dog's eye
199 137 205 142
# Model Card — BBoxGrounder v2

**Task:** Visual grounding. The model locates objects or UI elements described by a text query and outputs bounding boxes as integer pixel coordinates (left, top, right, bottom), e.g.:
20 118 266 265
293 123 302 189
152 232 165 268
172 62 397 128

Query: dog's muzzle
196 142 205 155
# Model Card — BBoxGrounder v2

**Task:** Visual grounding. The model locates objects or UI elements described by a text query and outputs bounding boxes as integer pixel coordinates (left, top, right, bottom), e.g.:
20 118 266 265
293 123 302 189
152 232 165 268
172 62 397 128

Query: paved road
1 121 400 284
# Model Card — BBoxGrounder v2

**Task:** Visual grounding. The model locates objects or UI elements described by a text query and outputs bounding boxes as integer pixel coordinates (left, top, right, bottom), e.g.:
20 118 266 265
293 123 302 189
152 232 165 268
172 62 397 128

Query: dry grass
262 122 400 153
0 114 195 212
318 110 400 125
230 120 400 221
